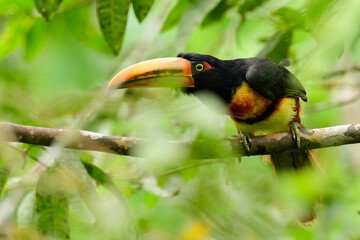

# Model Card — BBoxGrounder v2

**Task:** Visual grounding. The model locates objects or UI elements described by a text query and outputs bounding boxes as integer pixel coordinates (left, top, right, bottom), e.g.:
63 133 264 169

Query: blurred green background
1 0 360 239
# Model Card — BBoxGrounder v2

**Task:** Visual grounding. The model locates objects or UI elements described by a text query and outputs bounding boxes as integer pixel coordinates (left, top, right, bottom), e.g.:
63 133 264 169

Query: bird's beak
107 58 194 90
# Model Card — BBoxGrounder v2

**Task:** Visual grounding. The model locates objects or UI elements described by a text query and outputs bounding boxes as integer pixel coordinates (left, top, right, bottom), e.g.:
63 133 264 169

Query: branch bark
1 122 360 158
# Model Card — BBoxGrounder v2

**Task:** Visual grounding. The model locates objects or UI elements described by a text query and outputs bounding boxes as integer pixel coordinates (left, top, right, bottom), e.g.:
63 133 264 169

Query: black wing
245 58 307 101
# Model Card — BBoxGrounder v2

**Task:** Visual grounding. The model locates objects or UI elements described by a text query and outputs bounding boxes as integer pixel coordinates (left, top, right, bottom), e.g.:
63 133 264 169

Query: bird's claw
290 122 302 149
238 131 252 153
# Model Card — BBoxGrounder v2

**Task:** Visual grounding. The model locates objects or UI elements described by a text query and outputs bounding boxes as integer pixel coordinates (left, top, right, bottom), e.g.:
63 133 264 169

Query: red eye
204 62 214 70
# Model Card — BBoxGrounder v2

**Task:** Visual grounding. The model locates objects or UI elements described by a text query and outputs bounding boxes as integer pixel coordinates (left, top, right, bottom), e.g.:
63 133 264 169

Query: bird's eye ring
195 64 204 71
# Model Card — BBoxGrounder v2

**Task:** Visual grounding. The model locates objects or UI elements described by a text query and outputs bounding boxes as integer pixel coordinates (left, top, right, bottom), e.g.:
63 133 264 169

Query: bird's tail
270 150 314 171
268 149 319 225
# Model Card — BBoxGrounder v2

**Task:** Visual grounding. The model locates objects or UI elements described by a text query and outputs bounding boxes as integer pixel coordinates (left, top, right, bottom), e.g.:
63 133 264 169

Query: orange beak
107 58 194 90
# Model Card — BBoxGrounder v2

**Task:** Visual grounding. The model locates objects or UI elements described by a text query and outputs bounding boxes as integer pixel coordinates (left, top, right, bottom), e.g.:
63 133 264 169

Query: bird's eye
195 64 204 71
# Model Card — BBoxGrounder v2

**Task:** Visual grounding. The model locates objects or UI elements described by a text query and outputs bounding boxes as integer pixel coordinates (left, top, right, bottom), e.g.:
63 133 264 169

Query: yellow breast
227 83 272 120
233 98 298 135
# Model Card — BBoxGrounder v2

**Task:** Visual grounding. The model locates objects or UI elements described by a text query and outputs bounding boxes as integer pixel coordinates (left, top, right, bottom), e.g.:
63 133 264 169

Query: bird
107 53 317 223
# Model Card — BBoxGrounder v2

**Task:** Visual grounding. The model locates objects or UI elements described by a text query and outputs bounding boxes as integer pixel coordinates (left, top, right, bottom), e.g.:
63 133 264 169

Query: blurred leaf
36 167 69 240
274 7 305 30
82 160 127 202
177 0 221 50
237 0 269 17
82 160 108 185
24 18 50 60
257 29 292 63
64 7 111 54
145 192 159 208
161 0 190 32
96 0 130 55
17 191 36 228
201 0 239 27
304 0 337 25
180 166 198 181
0 0 34 15
0 16 33 58
34 0 63 21
82 160 137 238
0 166 9 197
132 0 154 23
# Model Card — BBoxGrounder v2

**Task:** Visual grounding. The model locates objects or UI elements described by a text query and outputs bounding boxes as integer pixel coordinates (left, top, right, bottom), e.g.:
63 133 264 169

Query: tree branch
1 122 360 158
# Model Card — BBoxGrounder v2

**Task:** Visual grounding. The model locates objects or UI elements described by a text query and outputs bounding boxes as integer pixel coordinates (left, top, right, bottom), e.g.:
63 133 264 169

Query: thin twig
4 143 28 168
323 65 360 79
307 93 360 112
156 159 232 179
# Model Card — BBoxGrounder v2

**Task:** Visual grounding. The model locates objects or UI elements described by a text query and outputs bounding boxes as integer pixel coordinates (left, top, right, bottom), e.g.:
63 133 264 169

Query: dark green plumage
244 58 307 101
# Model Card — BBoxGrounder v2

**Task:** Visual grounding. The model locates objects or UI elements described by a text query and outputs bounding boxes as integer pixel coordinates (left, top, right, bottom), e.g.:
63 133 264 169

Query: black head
177 53 242 103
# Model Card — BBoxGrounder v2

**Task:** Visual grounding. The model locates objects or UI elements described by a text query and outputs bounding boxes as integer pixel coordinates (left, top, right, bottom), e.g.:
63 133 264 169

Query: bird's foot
232 131 252 163
290 122 302 149
238 131 252 153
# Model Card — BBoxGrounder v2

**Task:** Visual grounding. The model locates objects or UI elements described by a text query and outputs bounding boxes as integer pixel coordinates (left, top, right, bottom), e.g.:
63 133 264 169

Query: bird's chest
226 83 272 119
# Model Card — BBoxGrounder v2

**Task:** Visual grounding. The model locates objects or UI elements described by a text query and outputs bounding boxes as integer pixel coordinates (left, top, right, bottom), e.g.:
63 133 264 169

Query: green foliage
274 7 306 30
0 14 33 58
82 160 108 184
34 0 63 21
132 0 155 23
0 0 360 239
96 0 131 54
177 0 221 49
63 7 110 54
201 0 239 26
36 167 70 239
258 29 292 63
237 0 269 18
82 160 126 202
161 0 190 32
0 167 9 197
24 18 50 60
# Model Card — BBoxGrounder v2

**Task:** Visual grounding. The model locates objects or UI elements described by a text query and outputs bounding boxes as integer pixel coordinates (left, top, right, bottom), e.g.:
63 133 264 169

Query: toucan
107 53 317 222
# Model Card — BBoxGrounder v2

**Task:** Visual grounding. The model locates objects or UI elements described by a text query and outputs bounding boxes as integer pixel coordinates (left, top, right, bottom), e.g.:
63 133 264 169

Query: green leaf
201 0 239 27
304 0 337 25
0 167 10 197
82 161 125 201
238 0 269 17
36 167 69 240
145 192 159 208
17 191 36 228
82 161 108 185
180 167 198 181
132 0 154 23
0 16 33 58
34 0 63 21
161 0 190 32
177 0 221 50
0 0 34 15
82 160 137 236
257 29 292 64
96 0 131 55
24 18 50 61
274 7 305 30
